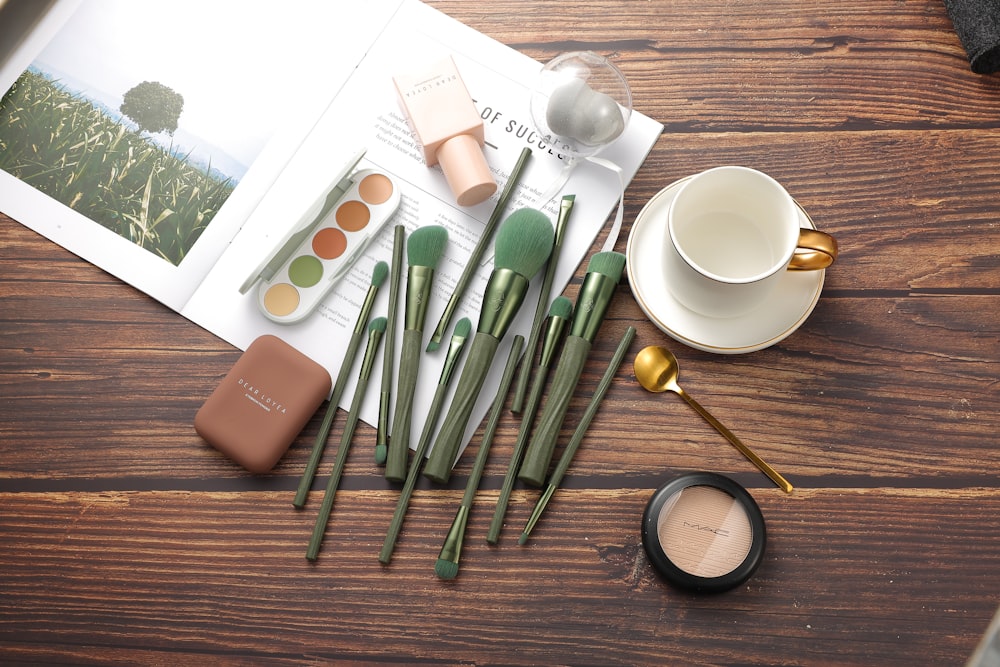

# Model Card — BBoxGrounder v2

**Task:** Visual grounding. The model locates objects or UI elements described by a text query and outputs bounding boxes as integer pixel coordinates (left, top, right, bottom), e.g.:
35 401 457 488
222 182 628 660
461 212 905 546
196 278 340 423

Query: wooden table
3 1 999 664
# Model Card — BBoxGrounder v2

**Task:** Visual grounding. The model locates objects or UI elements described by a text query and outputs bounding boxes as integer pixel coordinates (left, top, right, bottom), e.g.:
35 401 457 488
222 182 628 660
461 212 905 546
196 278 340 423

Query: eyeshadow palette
241 150 401 324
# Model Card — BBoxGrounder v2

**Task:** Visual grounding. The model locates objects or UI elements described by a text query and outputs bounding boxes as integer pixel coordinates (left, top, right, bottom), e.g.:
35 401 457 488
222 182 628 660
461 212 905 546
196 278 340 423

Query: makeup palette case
195 335 331 473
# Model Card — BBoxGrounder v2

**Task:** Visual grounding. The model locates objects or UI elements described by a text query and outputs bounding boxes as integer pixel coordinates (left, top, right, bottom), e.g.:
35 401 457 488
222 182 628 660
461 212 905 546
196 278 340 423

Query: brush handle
386 328 422 482
306 374 370 561
378 380 450 564
293 328 365 508
423 332 501 484
518 335 591 487
377 225 406 455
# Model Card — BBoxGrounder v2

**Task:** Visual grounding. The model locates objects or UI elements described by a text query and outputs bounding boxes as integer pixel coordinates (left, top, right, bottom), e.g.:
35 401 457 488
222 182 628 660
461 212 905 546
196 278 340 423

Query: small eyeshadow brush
386 225 449 482
422 208 555 484
376 224 406 465
379 317 471 565
511 194 575 413
518 325 636 545
435 335 524 580
294 261 388 508
426 147 531 352
487 296 572 544
518 251 626 487
306 317 387 561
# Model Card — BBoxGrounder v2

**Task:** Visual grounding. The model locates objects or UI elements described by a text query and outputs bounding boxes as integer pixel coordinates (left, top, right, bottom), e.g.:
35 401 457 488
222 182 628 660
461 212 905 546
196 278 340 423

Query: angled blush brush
421 208 555 485
518 251 626 487
306 317 387 561
293 261 388 508
379 317 471 565
385 225 449 482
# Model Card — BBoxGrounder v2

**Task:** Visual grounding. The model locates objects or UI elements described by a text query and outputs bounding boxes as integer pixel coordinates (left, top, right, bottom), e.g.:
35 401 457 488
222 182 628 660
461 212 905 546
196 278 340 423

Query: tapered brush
436 335 524 580
385 225 449 482
426 147 532 352
422 208 555 484
518 251 626 487
519 326 635 545
511 195 575 413
379 317 471 565
294 261 388 508
487 296 572 544
306 317 386 561
376 224 406 465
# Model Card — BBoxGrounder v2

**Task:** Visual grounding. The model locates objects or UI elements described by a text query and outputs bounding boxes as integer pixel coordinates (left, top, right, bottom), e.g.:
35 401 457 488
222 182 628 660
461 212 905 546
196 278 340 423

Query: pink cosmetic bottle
393 56 497 206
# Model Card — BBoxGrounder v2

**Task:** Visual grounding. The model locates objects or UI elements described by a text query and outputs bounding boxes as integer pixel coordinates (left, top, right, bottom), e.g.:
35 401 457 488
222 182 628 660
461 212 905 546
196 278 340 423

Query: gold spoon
633 345 793 493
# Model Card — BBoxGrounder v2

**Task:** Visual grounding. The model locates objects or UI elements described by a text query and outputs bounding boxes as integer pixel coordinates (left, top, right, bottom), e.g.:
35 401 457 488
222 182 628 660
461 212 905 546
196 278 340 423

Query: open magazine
0 0 663 458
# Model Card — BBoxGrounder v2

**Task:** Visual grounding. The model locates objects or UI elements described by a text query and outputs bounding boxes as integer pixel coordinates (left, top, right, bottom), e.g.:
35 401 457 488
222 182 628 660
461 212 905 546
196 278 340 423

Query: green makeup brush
511 195 575 413
519 326 635 545
306 317 386 561
379 317 471 565
385 225 449 482
422 208 555 485
436 334 524 580
293 261 388 508
487 296 573 544
518 250 626 487
426 147 532 353
376 224 406 465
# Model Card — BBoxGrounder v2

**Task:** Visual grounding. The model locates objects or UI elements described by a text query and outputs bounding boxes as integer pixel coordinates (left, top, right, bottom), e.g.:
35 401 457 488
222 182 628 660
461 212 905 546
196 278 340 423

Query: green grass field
0 69 235 266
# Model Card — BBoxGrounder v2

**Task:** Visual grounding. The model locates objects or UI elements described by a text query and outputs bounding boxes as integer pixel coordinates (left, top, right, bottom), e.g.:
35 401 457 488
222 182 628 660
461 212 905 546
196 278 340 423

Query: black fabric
944 0 1000 73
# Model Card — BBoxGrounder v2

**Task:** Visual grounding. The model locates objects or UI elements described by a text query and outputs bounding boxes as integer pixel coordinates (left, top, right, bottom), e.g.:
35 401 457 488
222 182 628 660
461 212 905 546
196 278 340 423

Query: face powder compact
641 472 766 593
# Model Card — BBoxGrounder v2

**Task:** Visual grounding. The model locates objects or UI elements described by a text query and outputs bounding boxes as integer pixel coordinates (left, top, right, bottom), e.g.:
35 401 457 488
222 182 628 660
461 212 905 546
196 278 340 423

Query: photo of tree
0 1 304 267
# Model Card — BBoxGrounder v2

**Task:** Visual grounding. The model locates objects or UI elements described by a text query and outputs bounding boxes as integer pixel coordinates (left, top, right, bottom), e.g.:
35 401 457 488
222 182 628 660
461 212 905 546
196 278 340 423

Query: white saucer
626 177 826 354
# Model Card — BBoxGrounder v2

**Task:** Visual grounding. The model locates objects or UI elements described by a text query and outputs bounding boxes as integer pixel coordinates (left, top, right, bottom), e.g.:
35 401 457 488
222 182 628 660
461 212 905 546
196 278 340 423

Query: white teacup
663 166 838 318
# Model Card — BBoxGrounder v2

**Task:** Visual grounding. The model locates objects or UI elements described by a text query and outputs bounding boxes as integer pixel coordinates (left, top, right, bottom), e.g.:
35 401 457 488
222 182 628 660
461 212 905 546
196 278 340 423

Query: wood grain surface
3 0 1000 665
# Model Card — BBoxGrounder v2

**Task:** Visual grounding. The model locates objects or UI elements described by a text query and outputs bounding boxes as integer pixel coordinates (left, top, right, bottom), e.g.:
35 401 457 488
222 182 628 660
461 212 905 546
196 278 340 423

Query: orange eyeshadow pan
336 200 371 232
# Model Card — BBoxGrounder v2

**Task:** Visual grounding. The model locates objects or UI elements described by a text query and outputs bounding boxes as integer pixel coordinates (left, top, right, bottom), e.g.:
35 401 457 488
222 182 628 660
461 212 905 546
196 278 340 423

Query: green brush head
434 558 459 580
548 295 573 320
407 225 449 269
493 208 554 279
369 316 387 333
586 251 626 282
374 444 387 465
371 260 389 288
453 316 472 338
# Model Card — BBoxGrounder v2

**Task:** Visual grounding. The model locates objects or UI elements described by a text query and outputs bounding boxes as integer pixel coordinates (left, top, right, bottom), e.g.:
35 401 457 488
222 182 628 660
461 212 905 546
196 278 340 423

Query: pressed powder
642 472 766 593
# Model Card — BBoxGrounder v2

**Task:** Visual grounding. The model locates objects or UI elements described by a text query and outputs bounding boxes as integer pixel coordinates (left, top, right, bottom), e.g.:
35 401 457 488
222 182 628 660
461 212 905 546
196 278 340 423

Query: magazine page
182 0 664 459
0 0 405 311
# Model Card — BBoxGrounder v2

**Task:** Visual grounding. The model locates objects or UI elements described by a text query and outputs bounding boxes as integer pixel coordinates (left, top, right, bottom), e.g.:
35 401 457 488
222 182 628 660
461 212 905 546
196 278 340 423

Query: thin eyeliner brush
294 261 388 508
375 224 405 465
306 317 387 561
435 334 524 580
519 326 636 545
378 317 471 565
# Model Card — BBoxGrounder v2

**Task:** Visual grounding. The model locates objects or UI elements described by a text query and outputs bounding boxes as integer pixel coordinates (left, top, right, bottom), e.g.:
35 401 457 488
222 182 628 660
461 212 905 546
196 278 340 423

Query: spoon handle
674 387 794 493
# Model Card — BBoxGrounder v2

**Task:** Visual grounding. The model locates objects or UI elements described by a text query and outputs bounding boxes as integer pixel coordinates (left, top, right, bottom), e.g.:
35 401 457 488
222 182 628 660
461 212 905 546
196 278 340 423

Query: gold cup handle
788 228 838 270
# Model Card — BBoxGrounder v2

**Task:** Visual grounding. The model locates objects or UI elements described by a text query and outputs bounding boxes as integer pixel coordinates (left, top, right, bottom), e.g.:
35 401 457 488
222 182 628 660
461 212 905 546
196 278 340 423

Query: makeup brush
518 250 626 487
511 195 575 413
519 326 635 545
426 147 532 352
487 295 573 544
436 335 524 580
385 224 449 482
306 317 386 561
379 317 471 565
376 224 406 465
422 208 555 484
293 261 388 508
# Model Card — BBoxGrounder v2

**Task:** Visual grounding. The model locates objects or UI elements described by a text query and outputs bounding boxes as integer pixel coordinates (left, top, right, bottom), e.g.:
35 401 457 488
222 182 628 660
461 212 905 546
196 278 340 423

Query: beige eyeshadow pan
642 472 766 593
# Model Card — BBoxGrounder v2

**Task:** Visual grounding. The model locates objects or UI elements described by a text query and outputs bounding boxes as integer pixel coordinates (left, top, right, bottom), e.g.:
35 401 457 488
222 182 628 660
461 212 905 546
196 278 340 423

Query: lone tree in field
119 81 184 135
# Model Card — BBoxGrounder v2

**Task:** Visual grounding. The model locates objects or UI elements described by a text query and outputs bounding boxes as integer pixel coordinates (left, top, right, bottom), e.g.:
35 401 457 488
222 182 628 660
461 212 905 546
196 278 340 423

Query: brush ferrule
554 195 575 246
570 271 619 342
478 268 529 339
355 285 379 335
438 505 470 563
404 265 435 331
539 314 569 368
440 331 468 385
360 328 384 380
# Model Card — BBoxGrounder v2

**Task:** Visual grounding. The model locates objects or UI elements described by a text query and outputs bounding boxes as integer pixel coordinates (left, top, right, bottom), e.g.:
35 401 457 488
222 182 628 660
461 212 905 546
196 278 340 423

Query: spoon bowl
633 345 793 493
